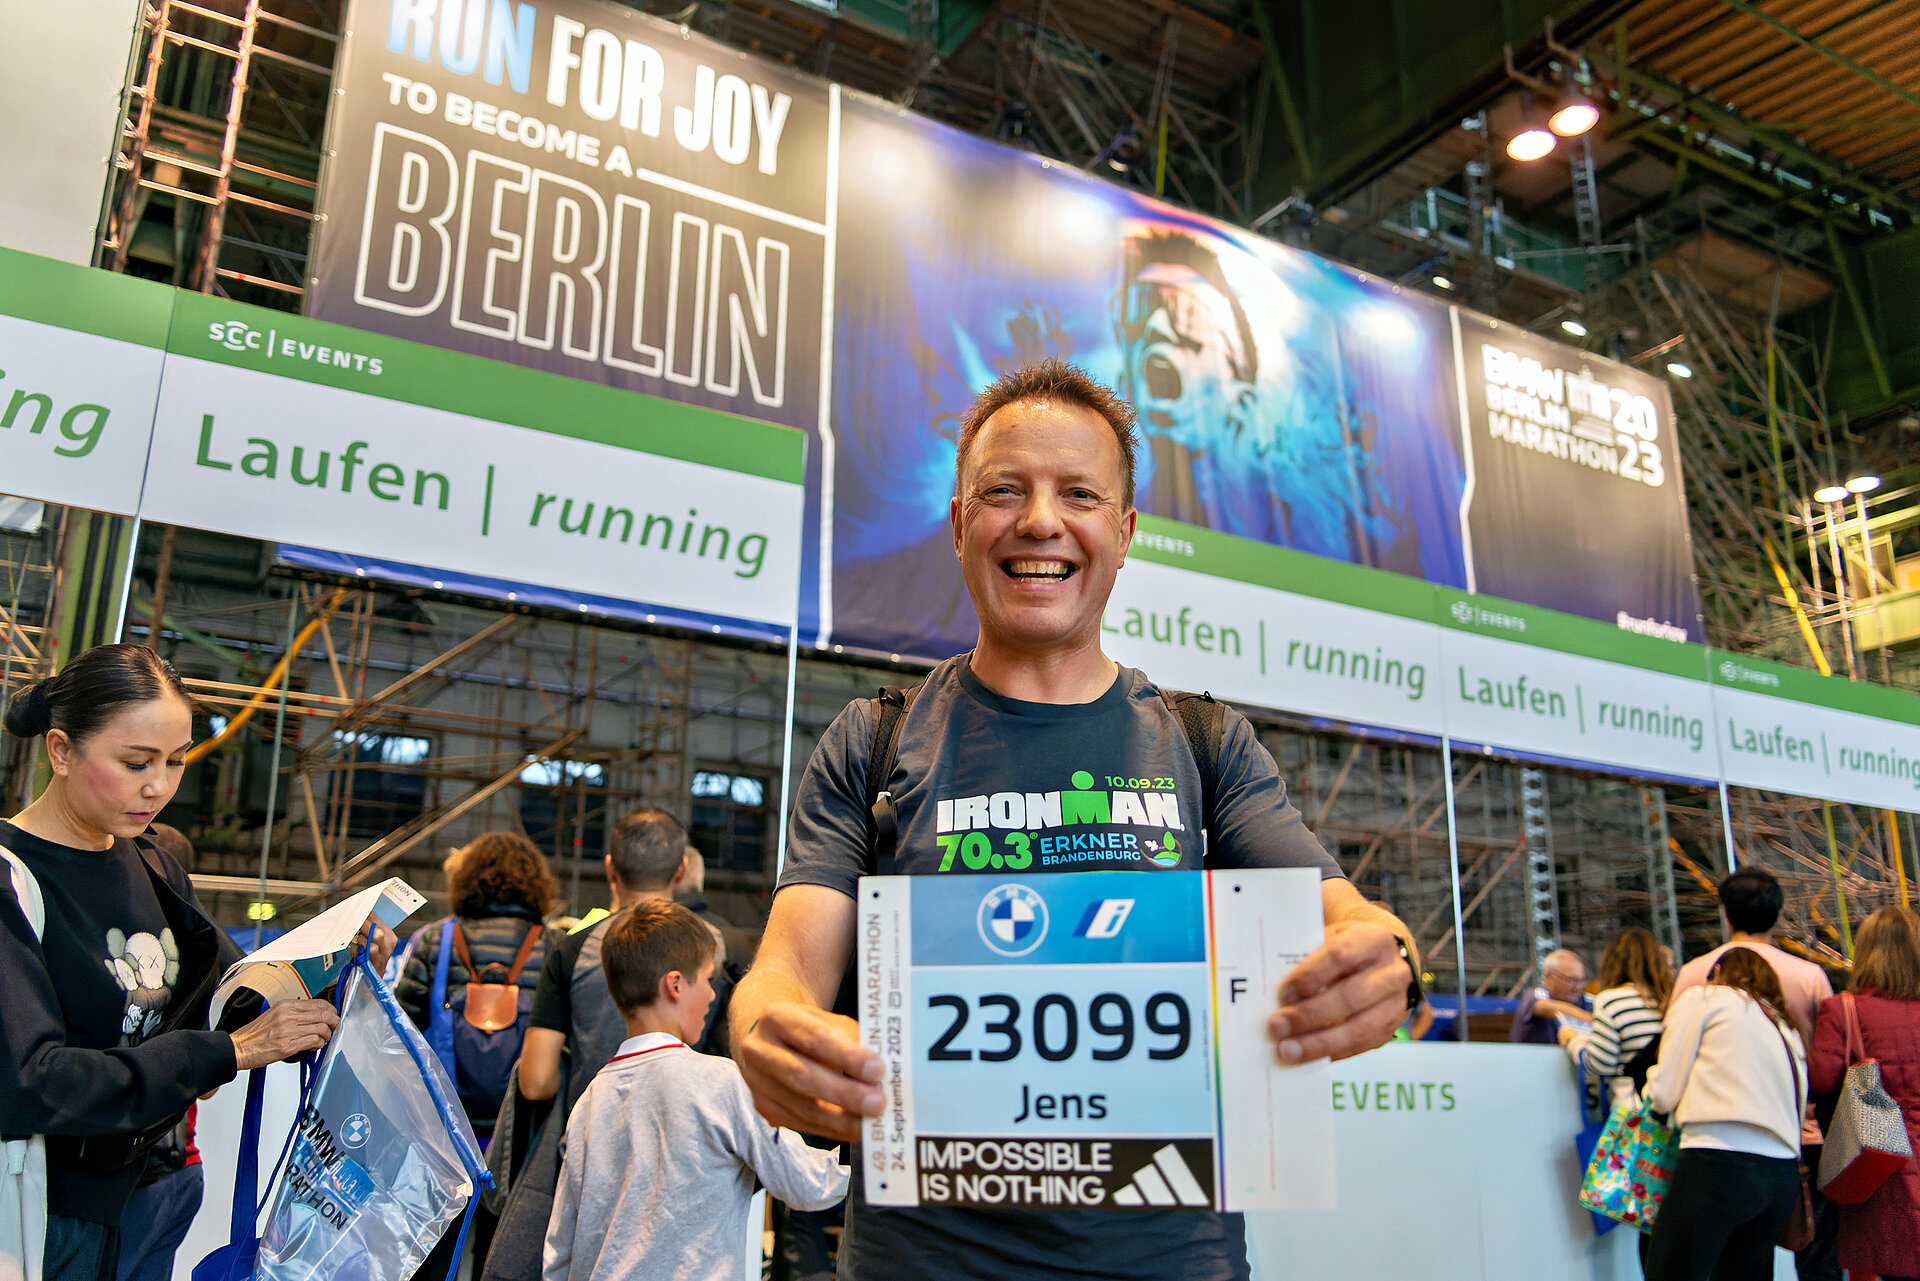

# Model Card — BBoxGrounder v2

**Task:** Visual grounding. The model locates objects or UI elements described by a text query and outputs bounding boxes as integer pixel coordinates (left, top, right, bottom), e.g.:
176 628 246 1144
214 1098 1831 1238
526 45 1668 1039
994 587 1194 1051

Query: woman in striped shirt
1564 926 1673 1113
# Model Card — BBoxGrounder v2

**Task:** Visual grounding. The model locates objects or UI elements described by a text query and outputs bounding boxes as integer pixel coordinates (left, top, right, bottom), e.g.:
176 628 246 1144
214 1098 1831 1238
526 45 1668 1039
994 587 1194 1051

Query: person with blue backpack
394 832 554 1281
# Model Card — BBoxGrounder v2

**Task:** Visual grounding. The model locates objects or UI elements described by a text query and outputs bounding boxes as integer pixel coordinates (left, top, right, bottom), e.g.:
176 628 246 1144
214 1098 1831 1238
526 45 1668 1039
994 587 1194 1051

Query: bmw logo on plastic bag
340 1113 371 1148
977 884 1047 956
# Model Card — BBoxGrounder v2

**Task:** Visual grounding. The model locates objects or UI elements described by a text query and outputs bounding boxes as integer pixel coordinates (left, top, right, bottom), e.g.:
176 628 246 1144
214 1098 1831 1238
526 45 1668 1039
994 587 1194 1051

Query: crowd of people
2 360 1916 1281
1541 866 1920 1281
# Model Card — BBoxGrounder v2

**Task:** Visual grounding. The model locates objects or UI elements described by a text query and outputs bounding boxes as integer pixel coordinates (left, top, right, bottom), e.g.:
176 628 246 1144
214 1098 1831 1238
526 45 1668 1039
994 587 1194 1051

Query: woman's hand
351 916 398 971
230 998 341 1071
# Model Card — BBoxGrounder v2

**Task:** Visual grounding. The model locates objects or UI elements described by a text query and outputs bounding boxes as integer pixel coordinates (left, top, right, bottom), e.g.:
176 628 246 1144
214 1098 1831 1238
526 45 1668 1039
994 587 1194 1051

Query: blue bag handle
429 918 457 1084
190 1068 266 1281
352 950 493 1279
195 1058 325 1281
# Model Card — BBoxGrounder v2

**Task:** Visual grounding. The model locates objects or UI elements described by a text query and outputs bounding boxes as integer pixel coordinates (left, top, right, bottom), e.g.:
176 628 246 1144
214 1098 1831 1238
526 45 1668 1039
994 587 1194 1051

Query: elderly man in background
1510 948 1591 1044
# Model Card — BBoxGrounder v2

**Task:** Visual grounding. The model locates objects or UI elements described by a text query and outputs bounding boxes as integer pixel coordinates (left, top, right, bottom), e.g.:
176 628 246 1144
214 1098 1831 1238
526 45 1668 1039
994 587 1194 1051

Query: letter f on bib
1075 899 1135 939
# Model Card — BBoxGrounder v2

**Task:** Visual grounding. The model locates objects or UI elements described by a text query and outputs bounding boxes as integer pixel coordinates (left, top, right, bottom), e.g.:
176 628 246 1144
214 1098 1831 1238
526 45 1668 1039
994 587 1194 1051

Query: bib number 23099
857 869 1336 1214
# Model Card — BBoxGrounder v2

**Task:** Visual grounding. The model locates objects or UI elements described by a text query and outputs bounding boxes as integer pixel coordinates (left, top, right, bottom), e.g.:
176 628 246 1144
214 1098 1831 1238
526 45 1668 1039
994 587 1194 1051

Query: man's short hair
1719 867 1784 935
607 807 688 892
603 899 717 1015
955 359 1140 510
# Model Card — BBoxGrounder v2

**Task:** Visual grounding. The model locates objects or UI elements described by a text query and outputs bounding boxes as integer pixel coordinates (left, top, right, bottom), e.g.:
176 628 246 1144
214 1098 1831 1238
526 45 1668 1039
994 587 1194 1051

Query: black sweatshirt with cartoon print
0 822 245 1223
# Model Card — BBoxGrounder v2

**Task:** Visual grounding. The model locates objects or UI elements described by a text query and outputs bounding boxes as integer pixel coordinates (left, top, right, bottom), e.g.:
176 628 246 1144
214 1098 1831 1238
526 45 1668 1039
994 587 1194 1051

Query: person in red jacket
1809 906 1920 1281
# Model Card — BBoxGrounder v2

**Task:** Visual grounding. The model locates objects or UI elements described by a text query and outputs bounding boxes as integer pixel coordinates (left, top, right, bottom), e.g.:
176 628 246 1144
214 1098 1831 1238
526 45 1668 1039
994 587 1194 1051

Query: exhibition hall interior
1 0 1916 1278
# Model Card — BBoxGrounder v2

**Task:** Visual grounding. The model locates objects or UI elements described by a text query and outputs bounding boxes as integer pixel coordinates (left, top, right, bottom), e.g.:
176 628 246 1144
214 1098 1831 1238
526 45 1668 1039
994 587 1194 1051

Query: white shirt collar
612 1031 684 1058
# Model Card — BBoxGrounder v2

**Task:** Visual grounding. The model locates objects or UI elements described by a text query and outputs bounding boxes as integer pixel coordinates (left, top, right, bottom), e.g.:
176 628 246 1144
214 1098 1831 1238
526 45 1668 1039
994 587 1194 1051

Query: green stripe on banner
1708 649 1920 723
1437 590 1709 680
0 246 176 347
164 291 806 484
1129 515 1439 621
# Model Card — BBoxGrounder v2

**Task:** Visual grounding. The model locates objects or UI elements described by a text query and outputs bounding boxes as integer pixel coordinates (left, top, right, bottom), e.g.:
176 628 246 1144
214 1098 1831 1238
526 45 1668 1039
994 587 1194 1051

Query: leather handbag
1816 992 1913 1204
1767 1016 1815 1252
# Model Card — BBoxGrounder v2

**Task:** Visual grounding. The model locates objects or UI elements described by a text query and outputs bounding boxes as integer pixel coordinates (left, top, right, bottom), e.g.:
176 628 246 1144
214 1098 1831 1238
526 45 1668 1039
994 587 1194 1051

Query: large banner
0 242 1908 811
309 0 1703 659
0 248 173 516
0 244 807 637
308 0 832 436
1455 315 1694 638
143 293 806 632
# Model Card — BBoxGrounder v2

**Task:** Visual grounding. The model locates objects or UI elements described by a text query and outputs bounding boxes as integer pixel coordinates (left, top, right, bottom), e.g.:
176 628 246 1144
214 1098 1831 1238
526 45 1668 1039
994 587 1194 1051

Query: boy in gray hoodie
542 901 847 1281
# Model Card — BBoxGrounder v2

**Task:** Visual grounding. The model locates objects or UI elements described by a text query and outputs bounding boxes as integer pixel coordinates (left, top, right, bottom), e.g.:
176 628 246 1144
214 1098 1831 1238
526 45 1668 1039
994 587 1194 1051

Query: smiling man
731 360 1419 1281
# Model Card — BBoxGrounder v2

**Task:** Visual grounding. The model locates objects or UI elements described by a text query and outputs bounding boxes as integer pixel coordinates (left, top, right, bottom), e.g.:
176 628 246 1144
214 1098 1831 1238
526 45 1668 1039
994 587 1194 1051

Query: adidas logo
1110 1143 1210 1208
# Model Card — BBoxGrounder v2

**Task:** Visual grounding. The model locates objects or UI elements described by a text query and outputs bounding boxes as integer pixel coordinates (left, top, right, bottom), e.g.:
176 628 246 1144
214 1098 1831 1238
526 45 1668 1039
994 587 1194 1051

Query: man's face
1543 964 1586 1001
952 398 1135 658
1119 276 1252 453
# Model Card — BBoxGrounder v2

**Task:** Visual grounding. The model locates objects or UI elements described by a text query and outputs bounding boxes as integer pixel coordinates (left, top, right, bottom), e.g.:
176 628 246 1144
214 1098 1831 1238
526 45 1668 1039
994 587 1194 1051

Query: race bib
858 868 1335 1213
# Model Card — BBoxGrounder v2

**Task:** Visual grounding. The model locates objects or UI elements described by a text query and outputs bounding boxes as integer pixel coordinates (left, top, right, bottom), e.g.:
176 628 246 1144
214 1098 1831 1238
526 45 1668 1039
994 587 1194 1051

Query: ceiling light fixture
1845 474 1882 494
1548 90 1599 138
1506 92 1556 161
1666 362 1693 379
1813 485 1850 503
1432 275 1454 290
1561 319 1588 337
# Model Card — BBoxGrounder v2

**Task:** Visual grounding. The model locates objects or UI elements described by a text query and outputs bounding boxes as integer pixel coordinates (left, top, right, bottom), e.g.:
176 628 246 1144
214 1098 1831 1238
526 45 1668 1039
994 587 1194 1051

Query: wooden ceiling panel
1622 0 1920 184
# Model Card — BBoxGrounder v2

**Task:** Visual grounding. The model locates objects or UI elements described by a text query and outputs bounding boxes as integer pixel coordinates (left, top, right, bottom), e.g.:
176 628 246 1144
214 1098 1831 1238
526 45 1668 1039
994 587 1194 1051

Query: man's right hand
736 999 885 1141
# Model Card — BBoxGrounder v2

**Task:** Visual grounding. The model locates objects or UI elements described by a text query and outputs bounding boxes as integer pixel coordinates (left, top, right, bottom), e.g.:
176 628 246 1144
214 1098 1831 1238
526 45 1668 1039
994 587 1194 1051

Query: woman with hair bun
0 644 391 1281
1644 946 1809 1280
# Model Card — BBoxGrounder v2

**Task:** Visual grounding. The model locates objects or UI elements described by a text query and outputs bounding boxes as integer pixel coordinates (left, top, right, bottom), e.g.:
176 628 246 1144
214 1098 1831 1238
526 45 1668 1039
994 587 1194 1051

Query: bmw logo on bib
977 884 1048 957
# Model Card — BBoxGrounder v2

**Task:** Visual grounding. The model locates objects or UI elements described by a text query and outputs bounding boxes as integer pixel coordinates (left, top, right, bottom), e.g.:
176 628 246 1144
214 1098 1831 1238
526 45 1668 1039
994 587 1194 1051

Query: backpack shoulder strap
503 923 541 985
1158 688 1225 839
0 844 45 942
428 917 458 1079
450 920 479 978
864 682 925 874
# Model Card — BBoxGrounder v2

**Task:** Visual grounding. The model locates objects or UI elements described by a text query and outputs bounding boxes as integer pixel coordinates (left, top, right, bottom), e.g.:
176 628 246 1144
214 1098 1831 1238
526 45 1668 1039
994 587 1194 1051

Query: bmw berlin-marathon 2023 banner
310 0 1704 665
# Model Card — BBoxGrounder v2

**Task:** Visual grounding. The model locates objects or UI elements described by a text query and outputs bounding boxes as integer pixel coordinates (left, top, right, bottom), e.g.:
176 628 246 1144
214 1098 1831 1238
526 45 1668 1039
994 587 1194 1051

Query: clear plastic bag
255 963 487 1281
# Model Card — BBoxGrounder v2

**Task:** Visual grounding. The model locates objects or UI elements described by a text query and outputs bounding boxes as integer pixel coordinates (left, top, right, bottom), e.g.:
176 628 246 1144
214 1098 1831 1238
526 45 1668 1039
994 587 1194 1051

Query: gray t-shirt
779 655 1340 1281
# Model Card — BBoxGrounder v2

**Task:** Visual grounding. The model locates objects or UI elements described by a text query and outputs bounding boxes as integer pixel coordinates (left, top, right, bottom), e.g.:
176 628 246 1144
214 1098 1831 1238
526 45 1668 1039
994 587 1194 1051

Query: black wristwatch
1395 936 1424 1013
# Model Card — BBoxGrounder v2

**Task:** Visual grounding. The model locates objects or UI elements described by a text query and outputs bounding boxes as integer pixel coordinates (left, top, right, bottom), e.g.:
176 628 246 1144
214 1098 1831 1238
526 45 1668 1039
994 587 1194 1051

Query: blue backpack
427 919 540 1125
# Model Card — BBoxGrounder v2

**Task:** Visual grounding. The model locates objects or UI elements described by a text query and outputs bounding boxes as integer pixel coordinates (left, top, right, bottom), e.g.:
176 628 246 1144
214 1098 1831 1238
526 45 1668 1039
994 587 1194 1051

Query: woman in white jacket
1644 946 1807 1281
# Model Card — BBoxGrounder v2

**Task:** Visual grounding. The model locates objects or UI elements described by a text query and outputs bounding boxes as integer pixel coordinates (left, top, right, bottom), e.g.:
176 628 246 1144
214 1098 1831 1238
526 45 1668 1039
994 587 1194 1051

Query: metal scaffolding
42 0 1915 988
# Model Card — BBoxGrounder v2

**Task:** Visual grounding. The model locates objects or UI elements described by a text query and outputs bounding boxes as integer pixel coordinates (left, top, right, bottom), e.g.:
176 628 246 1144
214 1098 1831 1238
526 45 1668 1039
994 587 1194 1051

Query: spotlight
1432 275 1455 290
1666 362 1693 379
1813 485 1849 503
1561 320 1588 337
246 901 277 922
1507 92 1556 161
1845 475 1882 494
1093 122 1142 175
1548 91 1599 138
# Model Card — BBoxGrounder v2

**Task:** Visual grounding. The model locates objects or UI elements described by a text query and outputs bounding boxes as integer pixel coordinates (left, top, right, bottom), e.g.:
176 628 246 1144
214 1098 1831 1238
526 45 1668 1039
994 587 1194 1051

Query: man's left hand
1268 919 1408 1064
